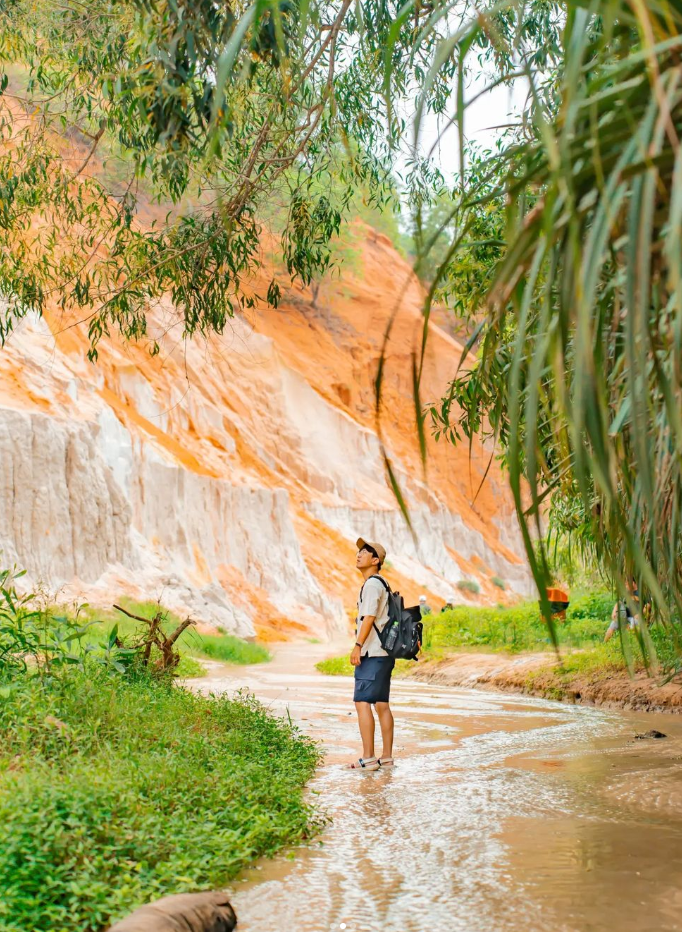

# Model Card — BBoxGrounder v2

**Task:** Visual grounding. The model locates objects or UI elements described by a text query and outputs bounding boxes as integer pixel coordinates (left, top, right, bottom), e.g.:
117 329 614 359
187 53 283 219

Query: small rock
634 729 667 740
107 892 236 931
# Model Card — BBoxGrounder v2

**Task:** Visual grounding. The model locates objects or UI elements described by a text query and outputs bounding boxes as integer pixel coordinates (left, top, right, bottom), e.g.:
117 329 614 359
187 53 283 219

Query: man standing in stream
347 538 395 771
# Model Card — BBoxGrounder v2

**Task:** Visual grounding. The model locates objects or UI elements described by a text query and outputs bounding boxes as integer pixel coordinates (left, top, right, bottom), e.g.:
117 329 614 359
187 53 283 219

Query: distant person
441 594 455 613
604 578 640 642
347 538 395 771
544 584 570 621
419 595 432 616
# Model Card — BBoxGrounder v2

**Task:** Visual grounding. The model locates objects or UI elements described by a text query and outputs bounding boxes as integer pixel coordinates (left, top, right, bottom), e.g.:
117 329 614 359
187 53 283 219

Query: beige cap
356 537 387 564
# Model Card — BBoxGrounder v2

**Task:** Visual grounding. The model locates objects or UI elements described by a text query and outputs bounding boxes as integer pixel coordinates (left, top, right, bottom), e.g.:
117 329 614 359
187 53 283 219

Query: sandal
347 757 379 771
378 757 394 767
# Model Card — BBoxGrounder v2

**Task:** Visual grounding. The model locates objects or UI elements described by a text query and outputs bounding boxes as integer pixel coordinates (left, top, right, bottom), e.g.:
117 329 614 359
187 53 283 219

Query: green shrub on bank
0 670 321 932
564 591 614 621
428 594 612 655
457 579 481 594
491 576 506 590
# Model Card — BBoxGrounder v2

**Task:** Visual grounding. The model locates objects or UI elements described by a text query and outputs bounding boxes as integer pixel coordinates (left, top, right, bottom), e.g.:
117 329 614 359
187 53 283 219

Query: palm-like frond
425 0 682 646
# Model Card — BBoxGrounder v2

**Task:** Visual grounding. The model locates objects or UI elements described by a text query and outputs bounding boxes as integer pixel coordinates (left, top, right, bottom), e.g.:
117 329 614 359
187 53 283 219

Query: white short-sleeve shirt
356 576 390 657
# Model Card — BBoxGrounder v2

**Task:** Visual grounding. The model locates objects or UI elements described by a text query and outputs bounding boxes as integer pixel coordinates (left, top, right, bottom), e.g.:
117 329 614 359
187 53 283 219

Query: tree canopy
3 0 682 658
0 0 462 354
427 0 682 655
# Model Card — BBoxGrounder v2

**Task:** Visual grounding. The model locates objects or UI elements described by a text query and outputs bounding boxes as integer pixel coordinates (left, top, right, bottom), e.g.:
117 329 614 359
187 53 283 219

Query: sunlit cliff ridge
0 225 532 640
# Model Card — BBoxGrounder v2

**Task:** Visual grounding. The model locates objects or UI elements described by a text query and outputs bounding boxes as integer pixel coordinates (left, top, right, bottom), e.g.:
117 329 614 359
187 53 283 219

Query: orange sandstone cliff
0 224 532 641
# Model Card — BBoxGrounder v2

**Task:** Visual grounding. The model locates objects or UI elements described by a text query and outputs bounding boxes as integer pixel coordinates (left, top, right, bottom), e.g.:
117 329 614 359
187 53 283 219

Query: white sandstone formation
0 232 533 639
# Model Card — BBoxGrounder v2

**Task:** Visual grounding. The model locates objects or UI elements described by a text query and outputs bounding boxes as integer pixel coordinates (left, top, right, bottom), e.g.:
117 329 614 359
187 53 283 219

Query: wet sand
193 645 682 932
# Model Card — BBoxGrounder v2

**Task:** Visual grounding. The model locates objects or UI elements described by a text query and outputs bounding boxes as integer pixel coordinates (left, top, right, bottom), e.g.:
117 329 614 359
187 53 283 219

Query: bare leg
375 701 394 759
354 701 376 758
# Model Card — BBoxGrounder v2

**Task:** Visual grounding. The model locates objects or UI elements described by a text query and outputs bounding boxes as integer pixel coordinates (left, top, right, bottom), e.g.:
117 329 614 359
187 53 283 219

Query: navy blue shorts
353 655 395 703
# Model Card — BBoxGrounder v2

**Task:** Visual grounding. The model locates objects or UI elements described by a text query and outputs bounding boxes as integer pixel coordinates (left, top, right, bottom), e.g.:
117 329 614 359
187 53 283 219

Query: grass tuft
175 654 208 677
316 654 354 676
315 654 414 677
191 632 270 665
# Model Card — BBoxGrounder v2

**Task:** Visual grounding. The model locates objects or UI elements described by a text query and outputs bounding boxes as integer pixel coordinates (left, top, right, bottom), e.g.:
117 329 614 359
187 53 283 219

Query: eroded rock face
306 502 531 597
0 408 130 582
0 226 533 638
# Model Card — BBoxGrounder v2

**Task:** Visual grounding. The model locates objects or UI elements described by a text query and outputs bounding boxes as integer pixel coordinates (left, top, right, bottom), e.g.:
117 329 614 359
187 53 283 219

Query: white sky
397 70 529 184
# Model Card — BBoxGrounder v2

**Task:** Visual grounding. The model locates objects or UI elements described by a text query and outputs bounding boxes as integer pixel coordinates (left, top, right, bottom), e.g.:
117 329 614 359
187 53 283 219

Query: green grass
315 654 414 677
0 669 322 932
193 632 270 665
80 599 270 673
175 654 208 677
536 623 680 679
522 639 639 699
421 591 615 656
316 654 354 675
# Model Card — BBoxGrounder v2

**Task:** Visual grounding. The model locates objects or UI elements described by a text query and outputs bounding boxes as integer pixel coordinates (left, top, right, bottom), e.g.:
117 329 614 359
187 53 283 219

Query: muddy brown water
194 646 682 932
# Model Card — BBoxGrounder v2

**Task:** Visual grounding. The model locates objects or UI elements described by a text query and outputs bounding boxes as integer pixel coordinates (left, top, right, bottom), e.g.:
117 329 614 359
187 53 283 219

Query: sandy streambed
192 644 682 932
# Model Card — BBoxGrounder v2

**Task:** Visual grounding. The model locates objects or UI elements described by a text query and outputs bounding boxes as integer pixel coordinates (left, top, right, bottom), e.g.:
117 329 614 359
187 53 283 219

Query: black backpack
360 575 423 660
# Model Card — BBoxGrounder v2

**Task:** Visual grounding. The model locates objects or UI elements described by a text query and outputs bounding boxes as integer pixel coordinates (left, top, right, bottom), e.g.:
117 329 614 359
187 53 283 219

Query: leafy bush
0 671 321 932
1 574 265 682
457 579 481 594
0 568 93 679
491 576 506 590
565 591 614 621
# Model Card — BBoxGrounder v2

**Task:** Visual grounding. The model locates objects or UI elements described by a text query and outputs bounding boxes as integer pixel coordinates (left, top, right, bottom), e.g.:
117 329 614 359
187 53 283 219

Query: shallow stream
196 646 682 932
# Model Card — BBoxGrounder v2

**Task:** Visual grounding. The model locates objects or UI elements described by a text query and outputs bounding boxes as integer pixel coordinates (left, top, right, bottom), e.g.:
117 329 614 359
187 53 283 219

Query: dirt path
193 644 682 932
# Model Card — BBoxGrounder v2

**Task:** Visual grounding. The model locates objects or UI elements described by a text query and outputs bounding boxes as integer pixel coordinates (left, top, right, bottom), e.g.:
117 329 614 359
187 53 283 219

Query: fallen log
107 892 237 932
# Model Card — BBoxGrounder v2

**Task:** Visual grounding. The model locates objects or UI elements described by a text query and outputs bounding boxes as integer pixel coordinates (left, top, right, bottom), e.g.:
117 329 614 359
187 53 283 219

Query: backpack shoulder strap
359 574 391 601
361 575 392 643
368 574 391 593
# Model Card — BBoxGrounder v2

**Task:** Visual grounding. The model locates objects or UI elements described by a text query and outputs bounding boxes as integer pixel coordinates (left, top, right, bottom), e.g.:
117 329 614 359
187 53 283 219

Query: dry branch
112 604 196 671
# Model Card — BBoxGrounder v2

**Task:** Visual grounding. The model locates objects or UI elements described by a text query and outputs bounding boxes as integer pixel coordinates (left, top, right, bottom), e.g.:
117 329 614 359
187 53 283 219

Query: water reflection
195 649 682 932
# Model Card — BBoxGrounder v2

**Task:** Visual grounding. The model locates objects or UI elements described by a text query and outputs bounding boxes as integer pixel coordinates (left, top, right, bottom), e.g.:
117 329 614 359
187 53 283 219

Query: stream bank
194 642 682 932
409 650 682 713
